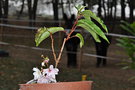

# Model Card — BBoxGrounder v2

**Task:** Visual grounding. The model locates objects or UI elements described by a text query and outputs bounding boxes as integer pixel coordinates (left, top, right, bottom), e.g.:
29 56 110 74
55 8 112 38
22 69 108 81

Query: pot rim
19 81 93 86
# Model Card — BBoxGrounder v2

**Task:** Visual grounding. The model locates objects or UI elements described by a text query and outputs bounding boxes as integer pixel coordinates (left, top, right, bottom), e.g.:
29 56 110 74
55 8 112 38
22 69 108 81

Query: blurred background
0 0 135 90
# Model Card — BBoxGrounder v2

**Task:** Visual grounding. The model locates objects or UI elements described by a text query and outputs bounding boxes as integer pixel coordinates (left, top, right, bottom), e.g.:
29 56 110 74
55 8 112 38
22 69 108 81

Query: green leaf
77 21 101 42
120 21 135 36
82 10 108 32
75 33 84 48
120 24 133 34
75 5 86 13
35 27 64 46
81 10 91 20
77 19 109 43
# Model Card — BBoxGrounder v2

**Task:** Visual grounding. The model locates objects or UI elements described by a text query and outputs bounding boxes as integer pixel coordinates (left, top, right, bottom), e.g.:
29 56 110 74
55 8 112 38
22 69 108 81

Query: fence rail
0 41 129 62
0 23 135 38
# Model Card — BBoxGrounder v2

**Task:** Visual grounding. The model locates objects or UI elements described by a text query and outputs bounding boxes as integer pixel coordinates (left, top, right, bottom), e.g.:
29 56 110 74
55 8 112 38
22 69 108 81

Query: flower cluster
27 56 59 84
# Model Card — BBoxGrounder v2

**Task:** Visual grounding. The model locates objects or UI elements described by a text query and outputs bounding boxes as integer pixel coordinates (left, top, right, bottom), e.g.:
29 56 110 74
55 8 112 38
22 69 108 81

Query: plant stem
50 33 57 62
55 38 66 68
55 15 81 68
66 15 80 40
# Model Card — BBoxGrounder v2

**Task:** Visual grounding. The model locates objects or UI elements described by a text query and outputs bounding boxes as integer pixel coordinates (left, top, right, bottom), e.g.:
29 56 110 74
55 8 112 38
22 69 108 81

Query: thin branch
66 15 80 40
55 38 66 68
55 15 81 67
50 32 57 62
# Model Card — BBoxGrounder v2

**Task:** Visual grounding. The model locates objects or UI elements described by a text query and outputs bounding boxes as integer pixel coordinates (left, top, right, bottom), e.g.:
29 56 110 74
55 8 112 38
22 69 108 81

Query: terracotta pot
19 81 93 90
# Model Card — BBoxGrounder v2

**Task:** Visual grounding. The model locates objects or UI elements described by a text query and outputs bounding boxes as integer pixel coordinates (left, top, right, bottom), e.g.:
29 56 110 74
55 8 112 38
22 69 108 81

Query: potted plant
19 5 109 90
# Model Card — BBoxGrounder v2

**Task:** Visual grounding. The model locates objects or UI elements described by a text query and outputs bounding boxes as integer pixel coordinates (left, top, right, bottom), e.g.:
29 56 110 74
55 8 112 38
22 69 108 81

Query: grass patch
0 58 37 90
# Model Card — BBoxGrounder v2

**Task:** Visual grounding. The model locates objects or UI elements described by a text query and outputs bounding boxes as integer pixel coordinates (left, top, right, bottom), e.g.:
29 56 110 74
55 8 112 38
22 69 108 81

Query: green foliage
77 19 109 43
81 10 108 32
81 10 91 20
75 5 109 43
75 33 84 48
120 21 135 36
75 5 86 14
75 5 108 34
34 5 109 68
35 27 64 46
35 5 109 49
117 21 135 69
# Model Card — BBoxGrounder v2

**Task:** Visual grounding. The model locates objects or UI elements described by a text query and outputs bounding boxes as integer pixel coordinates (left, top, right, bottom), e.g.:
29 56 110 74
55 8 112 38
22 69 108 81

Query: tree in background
0 0 135 25
97 0 102 17
121 0 126 20
17 0 25 19
0 1 2 18
52 0 59 21
52 0 59 26
0 0 9 23
127 0 135 23
27 0 38 26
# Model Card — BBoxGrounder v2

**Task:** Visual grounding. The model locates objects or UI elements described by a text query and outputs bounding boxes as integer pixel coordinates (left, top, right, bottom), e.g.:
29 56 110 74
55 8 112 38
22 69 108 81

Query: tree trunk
102 0 106 18
18 0 25 19
61 0 64 17
129 0 134 22
33 0 38 20
114 0 117 20
3 0 8 18
27 0 32 20
0 0 2 18
121 0 126 20
27 0 38 26
2 0 9 23
0 0 2 24
52 0 59 26
98 0 102 17
52 0 58 20
68 0 71 15
110 1 113 19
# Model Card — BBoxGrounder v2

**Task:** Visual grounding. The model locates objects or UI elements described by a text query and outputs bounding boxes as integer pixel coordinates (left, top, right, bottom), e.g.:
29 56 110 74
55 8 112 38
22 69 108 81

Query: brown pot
19 81 93 90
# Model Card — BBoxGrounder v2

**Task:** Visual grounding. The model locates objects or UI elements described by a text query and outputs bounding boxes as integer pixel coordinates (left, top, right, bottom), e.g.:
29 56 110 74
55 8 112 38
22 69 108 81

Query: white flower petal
41 62 45 66
33 67 40 72
49 65 54 70
37 76 49 84
32 67 42 80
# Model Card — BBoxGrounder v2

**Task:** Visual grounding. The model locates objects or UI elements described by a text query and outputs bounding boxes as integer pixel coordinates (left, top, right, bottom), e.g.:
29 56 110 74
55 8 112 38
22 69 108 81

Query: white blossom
37 76 49 83
43 65 59 79
33 67 42 80
30 65 59 84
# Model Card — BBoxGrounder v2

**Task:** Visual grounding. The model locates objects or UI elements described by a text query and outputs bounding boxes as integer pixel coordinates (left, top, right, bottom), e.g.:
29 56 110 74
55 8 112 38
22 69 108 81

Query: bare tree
102 0 107 18
0 0 9 23
0 1 2 18
52 0 59 26
27 0 38 26
98 0 102 17
52 0 59 20
61 0 64 15
121 0 126 20
128 0 134 22
3 0 8 19
113 0 117 19
17 0 25 19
